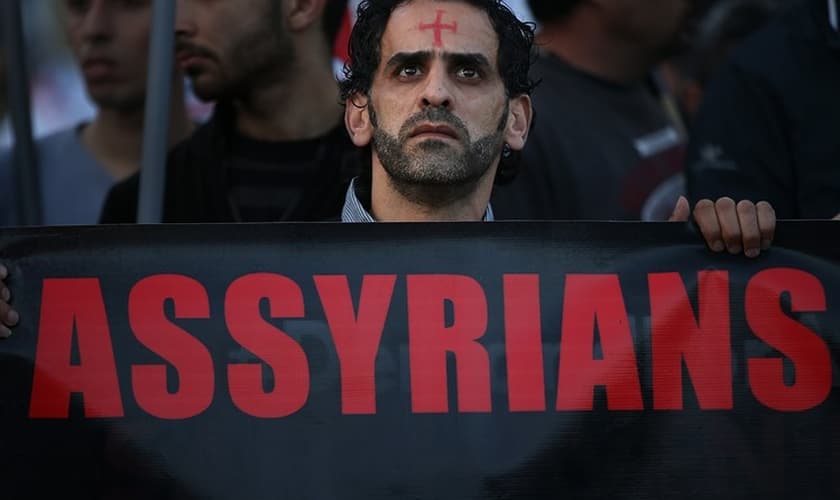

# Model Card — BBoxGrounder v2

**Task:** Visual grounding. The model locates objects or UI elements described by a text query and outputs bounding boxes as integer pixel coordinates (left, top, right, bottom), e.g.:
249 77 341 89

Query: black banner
1 222 838 499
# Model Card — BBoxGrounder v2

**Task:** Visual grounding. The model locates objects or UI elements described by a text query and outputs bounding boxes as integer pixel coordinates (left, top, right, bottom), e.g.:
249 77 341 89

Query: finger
692 199 725 252
0 299 18 328
713 198 743 254
737 201 761 258
0 264 6 280
668 196 690 222
0 325 10 340
0 299 8 325
757 202 776 250
1 285 9 302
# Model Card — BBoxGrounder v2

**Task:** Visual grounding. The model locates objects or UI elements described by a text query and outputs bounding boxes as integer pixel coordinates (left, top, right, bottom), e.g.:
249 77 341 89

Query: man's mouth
176 51 207 69
175 44 216 71
409 123 459 141
81 57 117 81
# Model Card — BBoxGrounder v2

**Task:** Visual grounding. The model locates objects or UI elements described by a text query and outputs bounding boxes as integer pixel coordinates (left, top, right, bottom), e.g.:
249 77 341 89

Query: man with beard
339 0 531 222
0 0 194 226
489 0 701 221
336 0 774 254
99 0 359 223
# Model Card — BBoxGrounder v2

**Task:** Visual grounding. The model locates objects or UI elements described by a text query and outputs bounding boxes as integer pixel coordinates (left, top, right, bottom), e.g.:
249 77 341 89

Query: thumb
668 196 691 222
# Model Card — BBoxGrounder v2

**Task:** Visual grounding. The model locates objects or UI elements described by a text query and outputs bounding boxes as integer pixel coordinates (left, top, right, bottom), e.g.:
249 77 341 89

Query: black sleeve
99 173 140 224
685 60 796 217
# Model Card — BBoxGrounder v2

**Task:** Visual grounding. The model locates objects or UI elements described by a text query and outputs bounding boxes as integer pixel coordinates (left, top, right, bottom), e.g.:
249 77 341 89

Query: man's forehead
380 0 498 61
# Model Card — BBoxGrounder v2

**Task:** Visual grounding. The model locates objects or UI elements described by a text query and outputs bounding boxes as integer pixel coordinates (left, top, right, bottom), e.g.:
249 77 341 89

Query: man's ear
286 0 327 33
345 93 374 147
504 94 533 152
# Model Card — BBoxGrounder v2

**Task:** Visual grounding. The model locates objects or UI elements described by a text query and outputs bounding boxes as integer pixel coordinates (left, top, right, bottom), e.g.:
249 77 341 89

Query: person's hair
526 0 584 24
323 0 350 49
340 0 537 101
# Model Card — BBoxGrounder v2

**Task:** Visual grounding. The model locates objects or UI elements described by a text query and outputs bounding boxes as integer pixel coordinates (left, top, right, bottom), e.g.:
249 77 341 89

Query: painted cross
419 10 458 48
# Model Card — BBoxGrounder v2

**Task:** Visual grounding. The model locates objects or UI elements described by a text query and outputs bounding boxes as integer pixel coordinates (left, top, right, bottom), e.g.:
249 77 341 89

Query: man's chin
393 160 487 188
188 76 224 102
88 90 145 112
387 173 483 208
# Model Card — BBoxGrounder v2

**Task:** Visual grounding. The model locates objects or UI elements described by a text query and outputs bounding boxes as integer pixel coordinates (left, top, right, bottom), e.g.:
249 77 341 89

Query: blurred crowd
0 0 837 226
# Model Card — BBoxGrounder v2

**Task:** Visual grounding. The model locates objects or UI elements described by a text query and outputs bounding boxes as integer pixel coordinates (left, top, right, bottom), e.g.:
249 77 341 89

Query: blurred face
349 0 530 205
174 0 294 101
607 0 694 59
63 0 153 110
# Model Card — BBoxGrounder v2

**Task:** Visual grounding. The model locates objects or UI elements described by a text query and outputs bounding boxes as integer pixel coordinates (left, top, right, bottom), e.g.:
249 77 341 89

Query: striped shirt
341 178 495 222
227 124 357 222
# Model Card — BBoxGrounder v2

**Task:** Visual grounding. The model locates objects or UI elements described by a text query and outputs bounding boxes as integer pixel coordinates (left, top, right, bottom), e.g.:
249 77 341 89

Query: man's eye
398 65 422 78
456 67 480 79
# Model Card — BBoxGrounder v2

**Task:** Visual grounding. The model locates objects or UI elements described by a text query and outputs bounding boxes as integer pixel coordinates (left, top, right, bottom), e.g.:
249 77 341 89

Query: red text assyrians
28 269 833 420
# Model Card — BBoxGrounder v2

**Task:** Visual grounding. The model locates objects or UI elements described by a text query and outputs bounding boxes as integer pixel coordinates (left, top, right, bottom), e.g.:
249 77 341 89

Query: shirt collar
341 178 495 222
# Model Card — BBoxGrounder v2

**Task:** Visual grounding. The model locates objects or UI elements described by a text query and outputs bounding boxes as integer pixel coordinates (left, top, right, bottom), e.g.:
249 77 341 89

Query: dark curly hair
526 0 585 24
340 0 538 184
341 0 537 100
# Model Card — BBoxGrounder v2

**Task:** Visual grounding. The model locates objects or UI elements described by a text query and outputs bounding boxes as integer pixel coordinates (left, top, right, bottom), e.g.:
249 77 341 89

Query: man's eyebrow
384 51 433 71
383 51 493 71
444 52 492 70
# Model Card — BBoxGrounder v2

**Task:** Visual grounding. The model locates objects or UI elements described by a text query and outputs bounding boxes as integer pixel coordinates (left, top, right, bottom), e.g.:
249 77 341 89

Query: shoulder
164 112 231 180
0 126 84 174
35 126 98 167
38 127 83 146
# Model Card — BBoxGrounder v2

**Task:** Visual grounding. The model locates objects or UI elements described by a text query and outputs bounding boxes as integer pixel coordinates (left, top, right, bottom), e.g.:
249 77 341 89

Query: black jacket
686 0 840 219
100 103 361 223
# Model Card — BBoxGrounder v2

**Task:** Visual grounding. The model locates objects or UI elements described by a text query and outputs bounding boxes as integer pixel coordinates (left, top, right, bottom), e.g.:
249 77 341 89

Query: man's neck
538 18 653 84
369 164 495 222
234 54 342 142
82 85 193 181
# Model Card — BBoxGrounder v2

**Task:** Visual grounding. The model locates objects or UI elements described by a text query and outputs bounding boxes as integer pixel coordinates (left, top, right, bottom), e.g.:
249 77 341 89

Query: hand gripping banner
1 222 838 499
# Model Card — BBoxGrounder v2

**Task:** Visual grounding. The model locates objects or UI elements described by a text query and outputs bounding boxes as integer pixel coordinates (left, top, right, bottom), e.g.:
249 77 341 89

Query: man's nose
175 0 197 37
80 0 115 43
419 65 453 109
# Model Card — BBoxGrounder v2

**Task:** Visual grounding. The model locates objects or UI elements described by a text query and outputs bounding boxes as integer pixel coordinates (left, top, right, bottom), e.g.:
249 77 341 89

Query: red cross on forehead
419 9 458 48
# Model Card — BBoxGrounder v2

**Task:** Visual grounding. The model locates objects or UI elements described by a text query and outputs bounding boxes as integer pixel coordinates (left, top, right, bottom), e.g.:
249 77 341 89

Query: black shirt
686 0 840 219
100 103 361 224
491 53 685 221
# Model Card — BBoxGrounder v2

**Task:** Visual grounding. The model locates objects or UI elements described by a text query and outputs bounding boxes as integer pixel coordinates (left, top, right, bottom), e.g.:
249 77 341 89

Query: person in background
642 0 780 220
686 0 840 219
99 0 360 223
0 0 194 226
490 0 699 221
661 0 781 122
